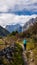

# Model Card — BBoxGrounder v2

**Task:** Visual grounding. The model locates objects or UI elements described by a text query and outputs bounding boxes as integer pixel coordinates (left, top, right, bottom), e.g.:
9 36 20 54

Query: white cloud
0 0 37 12
0 13 37 27
0 0 37 27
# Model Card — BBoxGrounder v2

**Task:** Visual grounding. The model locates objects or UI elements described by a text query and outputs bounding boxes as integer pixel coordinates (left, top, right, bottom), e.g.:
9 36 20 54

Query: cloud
0 13 37 27
0 0 37 14
0 0 37 27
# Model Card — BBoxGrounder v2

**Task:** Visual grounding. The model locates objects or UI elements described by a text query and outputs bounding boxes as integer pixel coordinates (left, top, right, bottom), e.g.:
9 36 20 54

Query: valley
0 17 37 65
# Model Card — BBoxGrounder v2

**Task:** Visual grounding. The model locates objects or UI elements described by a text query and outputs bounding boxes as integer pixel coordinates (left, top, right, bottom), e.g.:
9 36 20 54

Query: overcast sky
0 0 37 27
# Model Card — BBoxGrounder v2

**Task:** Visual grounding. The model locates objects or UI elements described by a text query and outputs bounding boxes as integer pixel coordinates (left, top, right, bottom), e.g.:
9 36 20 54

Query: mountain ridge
5 17 37 33
0 26 10 37
5 24 22 33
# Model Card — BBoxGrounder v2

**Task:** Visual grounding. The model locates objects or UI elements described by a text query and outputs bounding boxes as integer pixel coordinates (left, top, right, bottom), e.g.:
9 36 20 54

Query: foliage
0 36 2 39
0 43 24 65
10 31 18 36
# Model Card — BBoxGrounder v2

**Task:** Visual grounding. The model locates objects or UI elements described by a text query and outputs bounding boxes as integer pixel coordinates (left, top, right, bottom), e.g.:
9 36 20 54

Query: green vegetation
26 42 35 51
0 39 4 44
0 22 37 65
0 43 24 65
9 31 18 36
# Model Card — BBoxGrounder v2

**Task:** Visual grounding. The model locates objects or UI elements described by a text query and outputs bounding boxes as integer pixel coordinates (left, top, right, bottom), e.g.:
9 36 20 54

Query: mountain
21 18 37 38
5 24 22 33
23 17 37 31
0 26 10 36
5 17 37 33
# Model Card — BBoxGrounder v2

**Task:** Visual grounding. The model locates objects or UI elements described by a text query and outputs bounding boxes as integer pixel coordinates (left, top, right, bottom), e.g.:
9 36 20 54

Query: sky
0 0 37 27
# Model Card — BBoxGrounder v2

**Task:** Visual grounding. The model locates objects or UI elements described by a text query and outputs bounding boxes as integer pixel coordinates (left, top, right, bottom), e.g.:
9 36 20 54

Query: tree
10 31 18 36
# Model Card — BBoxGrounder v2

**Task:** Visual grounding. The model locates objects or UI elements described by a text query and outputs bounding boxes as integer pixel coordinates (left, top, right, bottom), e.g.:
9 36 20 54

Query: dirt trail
20 44 35 65
20 44 28 65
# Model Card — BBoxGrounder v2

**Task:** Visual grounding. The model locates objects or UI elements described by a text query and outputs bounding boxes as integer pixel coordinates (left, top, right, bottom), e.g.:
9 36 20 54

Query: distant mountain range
0 26 10 37
5 17 37 33
0 17 37 37
5 24 22 33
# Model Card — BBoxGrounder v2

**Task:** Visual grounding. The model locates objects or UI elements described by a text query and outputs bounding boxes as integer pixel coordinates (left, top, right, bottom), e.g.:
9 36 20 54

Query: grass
0 43 24 65
0 39 5 50
0 39 4 44
0 36 37 65
26 42 35 51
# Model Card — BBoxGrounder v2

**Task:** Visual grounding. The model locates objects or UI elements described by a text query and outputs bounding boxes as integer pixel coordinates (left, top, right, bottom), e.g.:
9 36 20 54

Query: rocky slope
23 17 37 31
0 26 10 37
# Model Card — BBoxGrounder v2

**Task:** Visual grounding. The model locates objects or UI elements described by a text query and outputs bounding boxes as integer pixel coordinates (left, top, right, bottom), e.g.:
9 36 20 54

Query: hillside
0 40 24 65
23 17 37 31
23 22 37 39
0 18 37 65
0 26 10 37
5 17 37 33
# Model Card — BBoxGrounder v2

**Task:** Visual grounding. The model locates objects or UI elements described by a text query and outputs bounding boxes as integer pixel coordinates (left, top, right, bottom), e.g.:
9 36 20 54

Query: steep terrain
0 26 10 37
23 17 37 31
0 17 37 65
0 43 24 65
5 24 22 33
5 17 37 33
